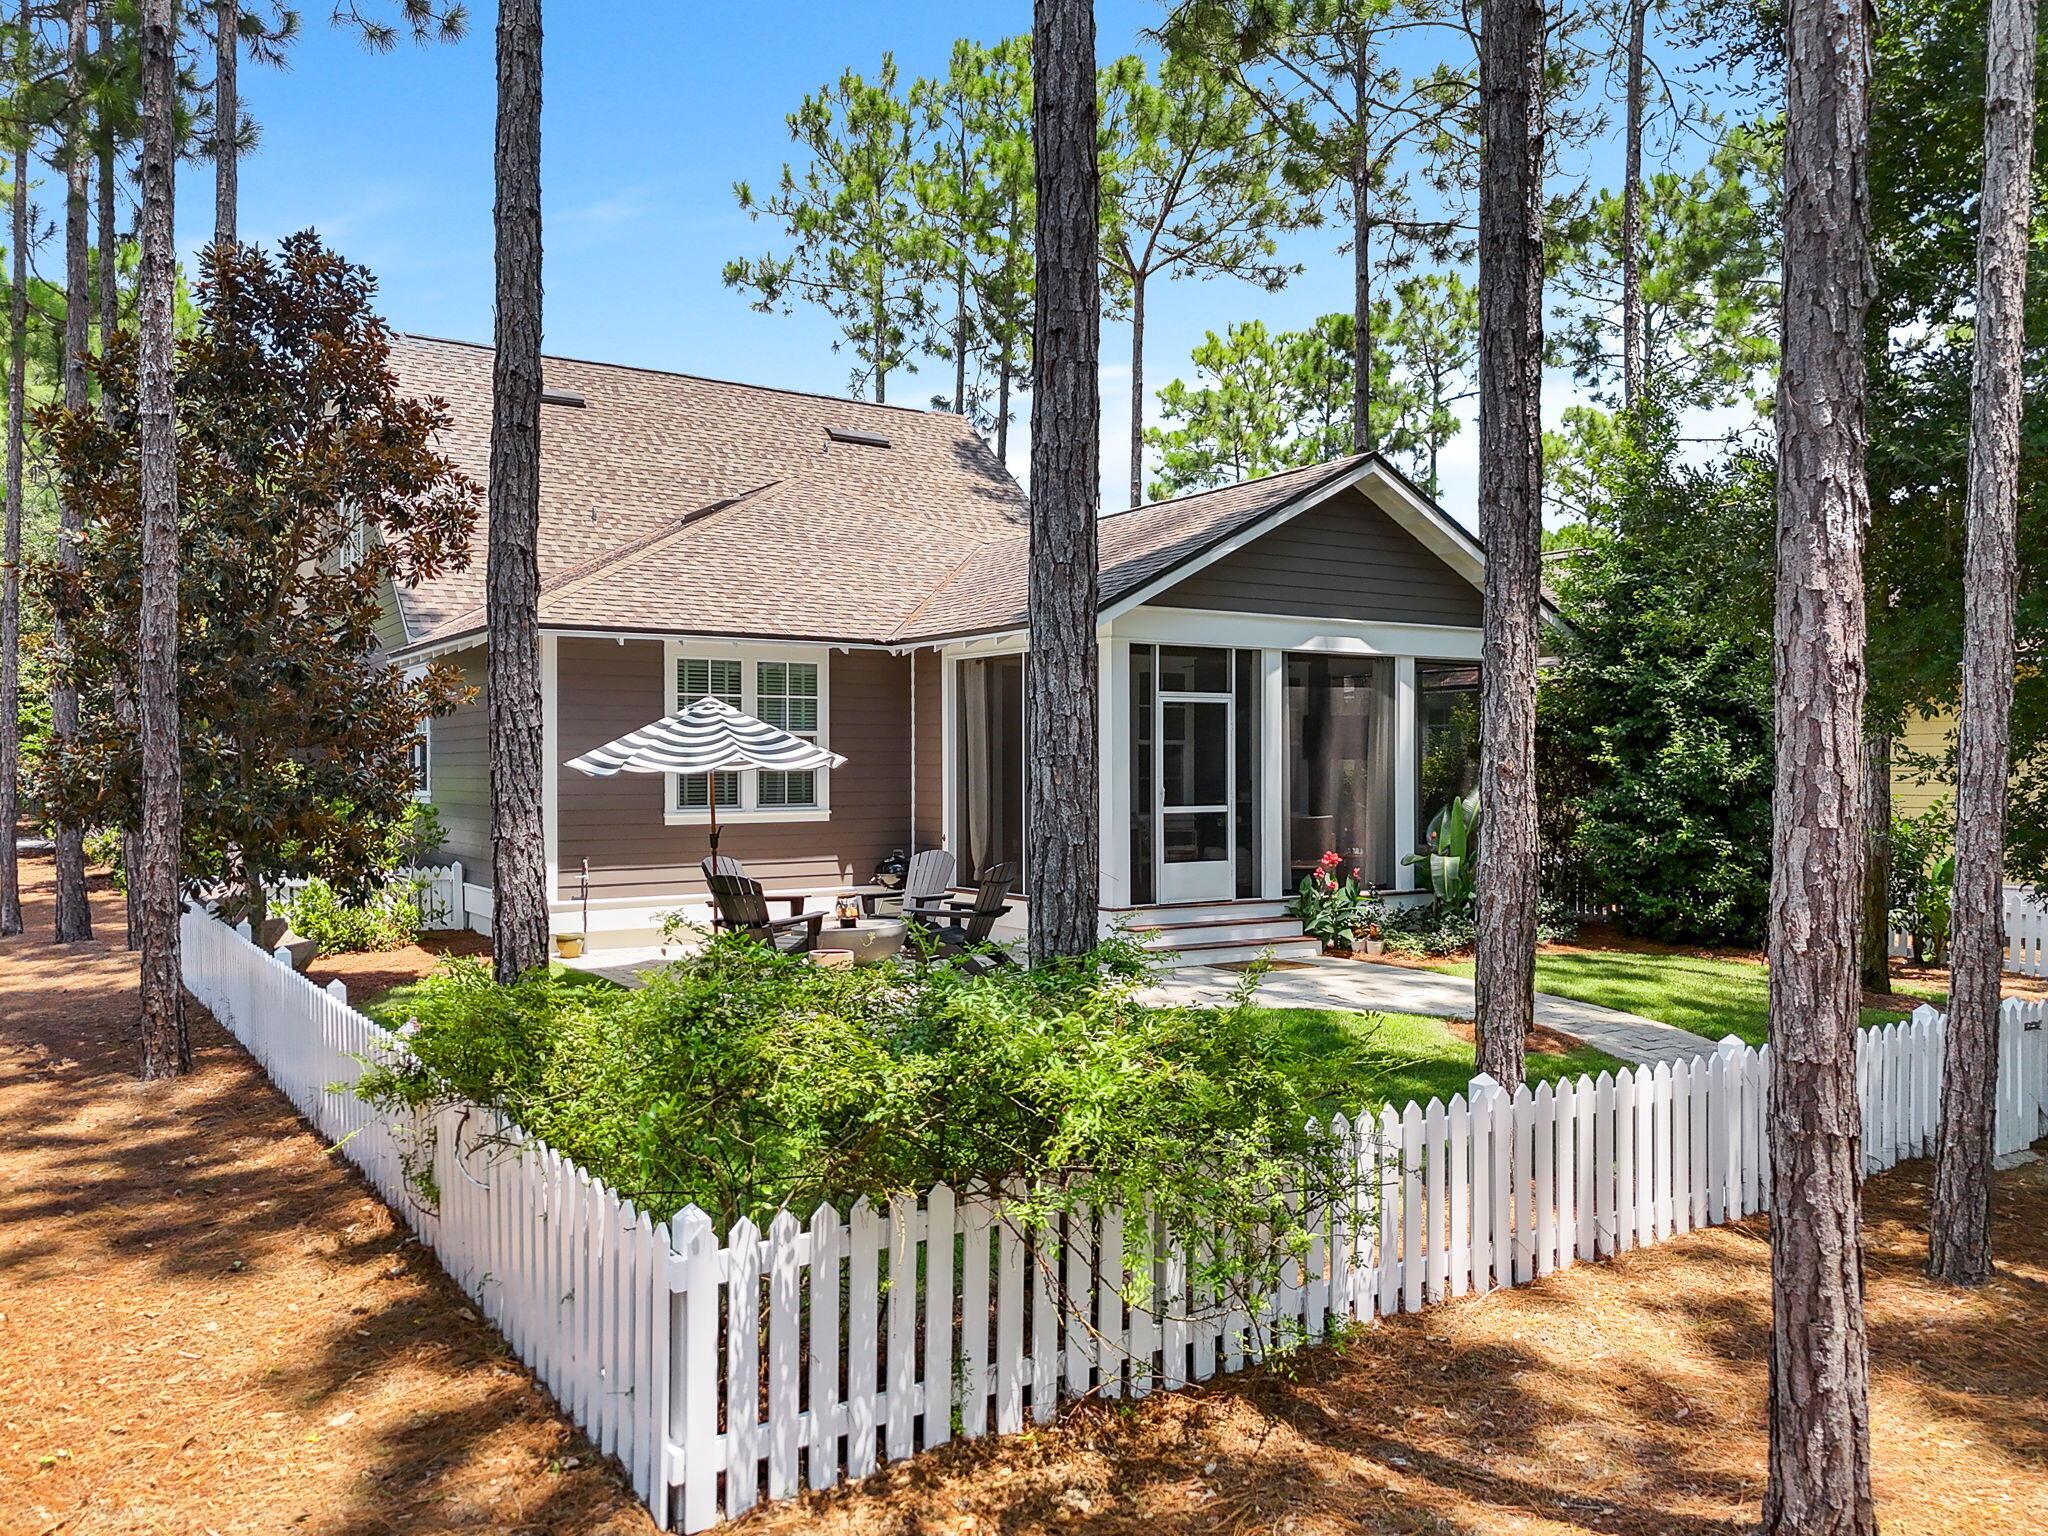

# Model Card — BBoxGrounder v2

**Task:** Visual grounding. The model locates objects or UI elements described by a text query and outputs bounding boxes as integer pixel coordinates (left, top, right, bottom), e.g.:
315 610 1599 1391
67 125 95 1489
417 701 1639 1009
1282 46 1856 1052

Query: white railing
269 862 467 930
1891 882 2046 977
181 905 2048 1533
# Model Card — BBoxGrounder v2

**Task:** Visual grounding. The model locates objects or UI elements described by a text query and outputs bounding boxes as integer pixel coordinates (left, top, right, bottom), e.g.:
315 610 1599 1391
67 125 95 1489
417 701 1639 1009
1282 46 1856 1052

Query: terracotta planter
556 934 585 960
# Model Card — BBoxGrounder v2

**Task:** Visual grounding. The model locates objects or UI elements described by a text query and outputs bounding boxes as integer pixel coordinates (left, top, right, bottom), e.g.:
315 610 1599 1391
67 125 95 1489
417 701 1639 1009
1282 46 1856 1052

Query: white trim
1259 649 1285 899
390 625 904 669
663 808 831 827
1115 604 1486 659
940 651 959 858
541 634 560 899
662 640 834 819
410 717 433 802
1099 639 1131 908
1392 656 1420 893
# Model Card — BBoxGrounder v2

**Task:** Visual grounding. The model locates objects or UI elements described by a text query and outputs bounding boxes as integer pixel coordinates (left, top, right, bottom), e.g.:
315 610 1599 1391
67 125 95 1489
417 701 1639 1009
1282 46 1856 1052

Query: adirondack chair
701 854 806 927
888 848 957 919
705 872 824 954
913 861 1016 973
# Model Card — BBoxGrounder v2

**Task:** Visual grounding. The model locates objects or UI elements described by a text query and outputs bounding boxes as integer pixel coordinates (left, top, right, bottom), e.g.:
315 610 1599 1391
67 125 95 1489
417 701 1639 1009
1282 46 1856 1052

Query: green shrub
356 937 1356 1328
1382 897 1577 958
282 875 423 953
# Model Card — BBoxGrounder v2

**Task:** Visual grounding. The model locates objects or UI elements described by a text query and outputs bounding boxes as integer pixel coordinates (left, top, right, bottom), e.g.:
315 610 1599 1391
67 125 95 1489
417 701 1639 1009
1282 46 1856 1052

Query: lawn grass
1242 1005 1632 1111
1437 950 1943 1047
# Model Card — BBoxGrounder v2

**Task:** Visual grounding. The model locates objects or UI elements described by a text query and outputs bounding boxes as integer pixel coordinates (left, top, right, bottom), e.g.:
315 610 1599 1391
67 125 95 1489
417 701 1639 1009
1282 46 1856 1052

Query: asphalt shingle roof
385 337 1432 651
386 334 1027 647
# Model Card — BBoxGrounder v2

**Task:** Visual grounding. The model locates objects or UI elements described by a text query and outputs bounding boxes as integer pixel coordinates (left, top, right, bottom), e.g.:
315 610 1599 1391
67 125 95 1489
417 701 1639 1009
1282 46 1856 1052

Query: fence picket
178 902 2048 1535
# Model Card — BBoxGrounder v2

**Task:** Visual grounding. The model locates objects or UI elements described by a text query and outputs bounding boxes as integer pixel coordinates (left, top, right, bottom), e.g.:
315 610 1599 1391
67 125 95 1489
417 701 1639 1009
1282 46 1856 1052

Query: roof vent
825 426 891 448
541 389 587 408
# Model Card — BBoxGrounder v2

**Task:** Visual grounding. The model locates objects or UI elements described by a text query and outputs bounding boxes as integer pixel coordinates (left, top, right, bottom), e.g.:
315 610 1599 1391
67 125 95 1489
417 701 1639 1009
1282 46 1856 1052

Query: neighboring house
377 334 1499 963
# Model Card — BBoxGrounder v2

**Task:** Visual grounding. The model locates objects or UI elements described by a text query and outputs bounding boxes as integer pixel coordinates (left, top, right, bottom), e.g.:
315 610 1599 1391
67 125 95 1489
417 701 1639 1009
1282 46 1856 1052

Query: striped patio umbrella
564 696 847 854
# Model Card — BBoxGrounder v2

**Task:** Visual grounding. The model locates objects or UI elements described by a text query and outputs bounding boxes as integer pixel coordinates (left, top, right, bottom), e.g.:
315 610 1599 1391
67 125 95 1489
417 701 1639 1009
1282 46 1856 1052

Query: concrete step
1106 897 1294 926
1130 915 1310 946
1146 935 1324 969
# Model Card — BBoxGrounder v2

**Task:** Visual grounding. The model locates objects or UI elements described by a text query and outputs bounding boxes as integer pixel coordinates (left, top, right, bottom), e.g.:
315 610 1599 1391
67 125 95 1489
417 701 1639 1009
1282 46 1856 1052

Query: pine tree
1927 0 2036 1290
1763 0 1879 1523
1472 0 1546 1090
1027 0 1101 962
488 0 548 983
135 0 183 1076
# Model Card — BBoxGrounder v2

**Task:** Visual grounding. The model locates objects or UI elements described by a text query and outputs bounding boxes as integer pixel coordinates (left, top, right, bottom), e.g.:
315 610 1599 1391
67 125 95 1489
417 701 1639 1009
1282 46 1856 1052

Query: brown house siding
912 648 945 852
1153 486 1483 627
555 637 933 902
427 646 492 881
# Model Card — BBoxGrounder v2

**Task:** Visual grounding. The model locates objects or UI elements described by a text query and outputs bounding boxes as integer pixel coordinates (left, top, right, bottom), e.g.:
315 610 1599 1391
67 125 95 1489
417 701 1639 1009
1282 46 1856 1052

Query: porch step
1112 896 1320 969
1142 934 1325 969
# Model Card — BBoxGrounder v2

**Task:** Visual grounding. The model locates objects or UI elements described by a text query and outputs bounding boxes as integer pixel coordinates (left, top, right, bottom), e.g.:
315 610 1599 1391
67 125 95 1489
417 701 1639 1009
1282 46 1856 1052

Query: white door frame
1155 677 1236 903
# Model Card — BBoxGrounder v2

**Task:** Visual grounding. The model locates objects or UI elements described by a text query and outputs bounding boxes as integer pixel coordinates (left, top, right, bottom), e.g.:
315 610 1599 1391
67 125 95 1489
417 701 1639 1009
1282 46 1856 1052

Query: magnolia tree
37 232 480 931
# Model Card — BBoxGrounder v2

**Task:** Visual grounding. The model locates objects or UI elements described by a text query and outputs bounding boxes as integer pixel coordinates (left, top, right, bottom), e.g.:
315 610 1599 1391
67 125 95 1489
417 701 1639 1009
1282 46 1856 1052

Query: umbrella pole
706 772 720 856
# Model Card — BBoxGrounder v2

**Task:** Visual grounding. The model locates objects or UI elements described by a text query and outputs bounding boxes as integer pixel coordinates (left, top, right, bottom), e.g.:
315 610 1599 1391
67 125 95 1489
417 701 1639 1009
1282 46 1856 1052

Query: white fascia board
1113 604 1486 660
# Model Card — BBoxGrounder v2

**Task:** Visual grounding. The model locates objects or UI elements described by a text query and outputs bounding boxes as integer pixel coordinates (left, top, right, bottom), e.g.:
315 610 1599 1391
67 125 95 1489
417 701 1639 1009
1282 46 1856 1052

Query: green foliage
1551 128 1780 416
281 875 422 954
1888 801 1955 965
1402 788 1478 911
726 54 935 404
33 234 479 904
1541 427 1776 946
907 36 1035 446
1286 851 1386 947
356 939 1356 1330
1381 898 1576 958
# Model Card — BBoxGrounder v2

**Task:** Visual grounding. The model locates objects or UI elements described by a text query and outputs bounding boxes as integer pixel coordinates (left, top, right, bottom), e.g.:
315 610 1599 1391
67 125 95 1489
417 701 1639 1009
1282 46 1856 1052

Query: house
379 334 1496 964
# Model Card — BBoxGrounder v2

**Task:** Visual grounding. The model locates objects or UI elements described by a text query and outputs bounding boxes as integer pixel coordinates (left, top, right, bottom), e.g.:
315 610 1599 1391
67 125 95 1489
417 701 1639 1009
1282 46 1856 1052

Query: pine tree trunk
0 94 24 939
996 353 1012 465
488 0 549 984
1027 0 1101 963
50 0 93 944
215 0 237 248
1928 0 2036 1291
1351 51 1373 456
1860 733 1892 992
954 256 968 416
1472 0 1546 1090
1620 0 1646 413
99 14 134 948
1127 272 1145 508
136 0 186 1079
1764 0 1878 1525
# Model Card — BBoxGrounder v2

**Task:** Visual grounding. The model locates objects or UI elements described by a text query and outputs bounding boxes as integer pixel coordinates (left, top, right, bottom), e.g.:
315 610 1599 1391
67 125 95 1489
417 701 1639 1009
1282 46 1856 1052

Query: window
667 647 831 819
409 719 431 801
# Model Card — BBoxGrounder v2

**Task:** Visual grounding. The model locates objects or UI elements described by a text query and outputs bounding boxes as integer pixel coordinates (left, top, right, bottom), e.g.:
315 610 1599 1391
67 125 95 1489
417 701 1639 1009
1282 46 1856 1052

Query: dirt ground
1 856 655 1536
6 855 2047 1535
742 1164 2048 1536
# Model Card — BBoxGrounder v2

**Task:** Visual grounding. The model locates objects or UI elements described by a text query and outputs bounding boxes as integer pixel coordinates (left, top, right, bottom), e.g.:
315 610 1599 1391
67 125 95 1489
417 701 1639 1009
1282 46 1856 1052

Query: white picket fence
1891 882 2047 978
269 862 467 930
180 905 2048 1533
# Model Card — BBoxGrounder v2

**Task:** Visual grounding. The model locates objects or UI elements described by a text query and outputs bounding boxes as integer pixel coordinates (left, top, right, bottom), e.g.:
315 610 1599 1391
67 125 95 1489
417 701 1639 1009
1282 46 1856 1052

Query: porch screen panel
1285 654 1396 889
956 655 1027 887
1416 661 1481 852
1234 649 1259 897
1130 646 1156 905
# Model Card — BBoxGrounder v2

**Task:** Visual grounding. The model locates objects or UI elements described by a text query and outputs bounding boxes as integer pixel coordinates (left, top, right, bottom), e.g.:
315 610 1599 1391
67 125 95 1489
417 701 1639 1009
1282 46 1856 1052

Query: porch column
1260 649 1285 899
541 631 561 905
1392 654 1419 892
1098 635 1131 913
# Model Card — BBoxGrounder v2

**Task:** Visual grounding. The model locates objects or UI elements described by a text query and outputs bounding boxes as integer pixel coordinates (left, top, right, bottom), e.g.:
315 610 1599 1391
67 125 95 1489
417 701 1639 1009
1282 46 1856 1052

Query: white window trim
662 641 833 826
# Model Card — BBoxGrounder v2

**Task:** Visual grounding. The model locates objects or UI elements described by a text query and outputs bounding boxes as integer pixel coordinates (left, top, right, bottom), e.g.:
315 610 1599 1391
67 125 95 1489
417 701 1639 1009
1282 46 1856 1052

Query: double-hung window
667 647 830 820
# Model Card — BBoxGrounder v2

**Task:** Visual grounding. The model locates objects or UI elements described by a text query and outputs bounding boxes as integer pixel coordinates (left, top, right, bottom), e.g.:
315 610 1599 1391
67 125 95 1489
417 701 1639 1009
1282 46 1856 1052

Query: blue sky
182 1 1699 521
